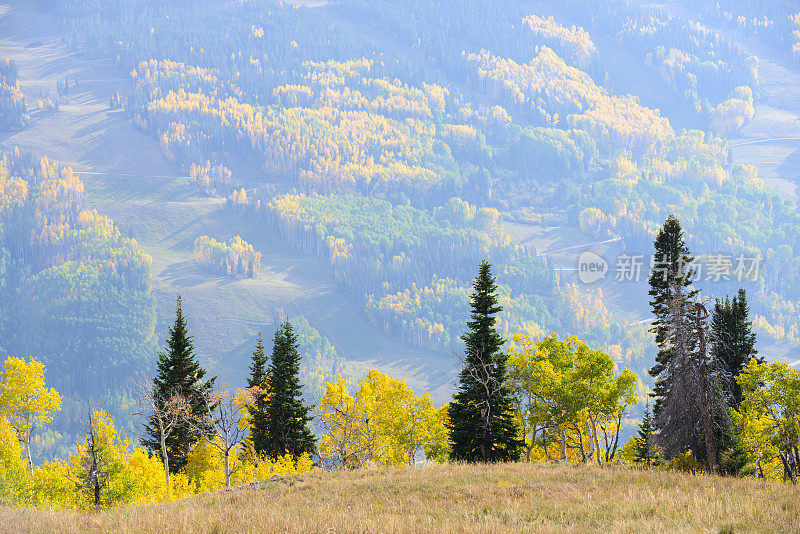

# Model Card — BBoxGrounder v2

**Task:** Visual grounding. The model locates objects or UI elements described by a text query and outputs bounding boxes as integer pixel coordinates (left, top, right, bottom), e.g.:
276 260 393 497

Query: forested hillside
0 149 157 443
2 0 800 466
49 0 800 354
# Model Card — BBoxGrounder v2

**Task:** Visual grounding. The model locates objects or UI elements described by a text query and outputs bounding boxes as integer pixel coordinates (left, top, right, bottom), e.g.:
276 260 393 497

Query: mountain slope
0 0 453 404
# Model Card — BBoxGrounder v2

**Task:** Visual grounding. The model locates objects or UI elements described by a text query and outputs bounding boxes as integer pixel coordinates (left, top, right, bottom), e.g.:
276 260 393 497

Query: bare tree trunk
754 451 762 480
782 453 798 485
608 414 622 462
542 431 552 461
23 434 33 475
525 426 538 463
574 422 588 463
560 429 567 461
589 417 602 466
224 449 231 489
582 420 595 463
22 412 33 474
93 468 101 513
160 435 170 488
86 411 102 512
695 304 716 473
132 378 186 489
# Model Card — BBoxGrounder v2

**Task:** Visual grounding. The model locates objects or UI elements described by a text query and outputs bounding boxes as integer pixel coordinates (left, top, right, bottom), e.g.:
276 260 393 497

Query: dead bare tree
654 279 704 461
65 408 109 512
454 346 502 462
83 409 104 512
131 376 186 487
186 385 248 489
694 302 717 473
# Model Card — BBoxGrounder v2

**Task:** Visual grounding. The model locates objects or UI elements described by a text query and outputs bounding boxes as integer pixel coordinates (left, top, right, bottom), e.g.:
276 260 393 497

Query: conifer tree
633 402 658 466
448 261 521 463
717 427 751 477
711 288 759 409
142 296 215 473
264 321 315 460
648 216 719 463
648 215 698 419
246 333 270 457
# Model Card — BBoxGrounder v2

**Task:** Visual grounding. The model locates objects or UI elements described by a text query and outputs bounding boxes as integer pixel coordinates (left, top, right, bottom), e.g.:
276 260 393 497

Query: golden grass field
2 462 798 533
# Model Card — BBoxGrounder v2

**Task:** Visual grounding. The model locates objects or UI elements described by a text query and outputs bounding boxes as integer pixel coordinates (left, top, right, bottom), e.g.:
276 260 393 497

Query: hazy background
1 0 799 458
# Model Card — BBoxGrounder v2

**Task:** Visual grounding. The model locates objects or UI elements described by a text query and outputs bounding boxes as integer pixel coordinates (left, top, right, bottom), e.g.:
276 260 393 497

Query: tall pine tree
264 321 316 460
246 333 270 457
448 261 521 463
647 215 720 463
142 296 215 473
710 288 759 409
648 215 698 419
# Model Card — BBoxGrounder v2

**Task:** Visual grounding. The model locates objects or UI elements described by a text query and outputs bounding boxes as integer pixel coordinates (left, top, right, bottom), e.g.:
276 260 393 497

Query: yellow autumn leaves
0 357 62 474
317 370 449 468
193 235 261 278
0 357 313 510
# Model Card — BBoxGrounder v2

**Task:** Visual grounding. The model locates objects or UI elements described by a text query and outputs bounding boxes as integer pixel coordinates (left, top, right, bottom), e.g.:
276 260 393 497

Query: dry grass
2 462 798 533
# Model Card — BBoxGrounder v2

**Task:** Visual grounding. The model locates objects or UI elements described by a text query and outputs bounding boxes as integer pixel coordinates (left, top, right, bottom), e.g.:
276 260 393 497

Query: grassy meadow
2 462 797 533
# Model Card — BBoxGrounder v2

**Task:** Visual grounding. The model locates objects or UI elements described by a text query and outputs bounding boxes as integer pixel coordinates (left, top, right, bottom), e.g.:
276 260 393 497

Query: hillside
3 0 800 444
2 463 797 533
4 1 800 530
0 0 452 407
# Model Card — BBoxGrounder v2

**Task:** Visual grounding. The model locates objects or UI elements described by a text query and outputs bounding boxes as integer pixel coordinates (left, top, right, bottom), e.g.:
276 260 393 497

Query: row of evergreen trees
145 264 522 469
144 262 527 468
144 223 759 472
247 326 315 460
141 297 315 474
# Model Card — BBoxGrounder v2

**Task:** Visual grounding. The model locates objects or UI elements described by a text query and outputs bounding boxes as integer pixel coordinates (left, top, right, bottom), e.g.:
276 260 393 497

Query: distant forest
57 0 800 348
2 0 800 456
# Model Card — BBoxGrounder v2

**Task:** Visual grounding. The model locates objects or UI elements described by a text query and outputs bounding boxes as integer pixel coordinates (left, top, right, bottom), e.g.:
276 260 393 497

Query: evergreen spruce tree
264 321 316 460
648 215 698 419
711 288 759 409
648 215 720 463
448 261 522 463
142 296 215 473
717 426 751 477
246 333 270 457
633 402 658 466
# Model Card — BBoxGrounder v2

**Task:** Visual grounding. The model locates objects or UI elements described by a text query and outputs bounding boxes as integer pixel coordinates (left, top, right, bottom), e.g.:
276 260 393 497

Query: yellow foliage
28 411 189 510
193 235 261 277
0 357 62 472
467 47 672 154
250 453 314 480
522 14 596 67
0 156 28 211
318 370 448 468
665 450 703 473
187 439 313 492
0 415 28 502
30 459 75 509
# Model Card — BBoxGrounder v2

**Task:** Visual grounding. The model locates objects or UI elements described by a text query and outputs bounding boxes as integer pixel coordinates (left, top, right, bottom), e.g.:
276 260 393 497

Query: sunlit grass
3 462 798 533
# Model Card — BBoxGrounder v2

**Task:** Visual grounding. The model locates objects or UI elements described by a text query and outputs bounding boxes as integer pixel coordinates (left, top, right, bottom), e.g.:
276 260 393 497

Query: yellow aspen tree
0 357 62 474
